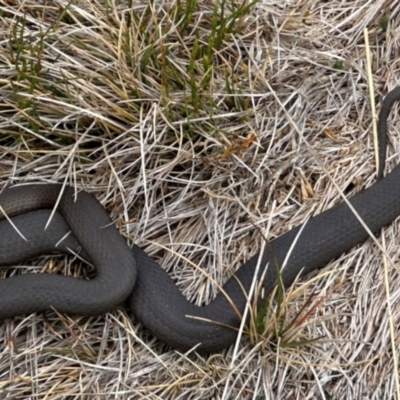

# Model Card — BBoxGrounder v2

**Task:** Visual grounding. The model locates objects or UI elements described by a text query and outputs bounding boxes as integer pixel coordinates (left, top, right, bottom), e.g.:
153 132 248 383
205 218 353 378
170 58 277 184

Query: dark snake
1 87 400 353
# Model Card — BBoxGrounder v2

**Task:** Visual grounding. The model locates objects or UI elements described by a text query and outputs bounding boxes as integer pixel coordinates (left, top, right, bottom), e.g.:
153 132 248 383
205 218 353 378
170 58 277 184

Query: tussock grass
1 0 400 399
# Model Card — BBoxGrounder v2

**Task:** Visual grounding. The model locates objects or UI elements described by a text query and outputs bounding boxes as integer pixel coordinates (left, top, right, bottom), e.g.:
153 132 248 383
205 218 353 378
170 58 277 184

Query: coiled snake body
1 87 400 353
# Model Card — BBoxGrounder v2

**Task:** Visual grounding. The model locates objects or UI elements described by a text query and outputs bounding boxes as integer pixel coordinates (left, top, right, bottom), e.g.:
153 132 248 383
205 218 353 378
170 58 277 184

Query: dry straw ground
1 0 400 399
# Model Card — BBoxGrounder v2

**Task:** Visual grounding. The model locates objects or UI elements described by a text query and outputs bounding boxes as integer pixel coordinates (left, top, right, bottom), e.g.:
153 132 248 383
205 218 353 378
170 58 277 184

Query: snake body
1 88 400 353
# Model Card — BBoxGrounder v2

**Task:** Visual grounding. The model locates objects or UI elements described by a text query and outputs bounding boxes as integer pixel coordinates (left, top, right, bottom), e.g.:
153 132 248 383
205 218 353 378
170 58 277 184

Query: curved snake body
1 88 400 353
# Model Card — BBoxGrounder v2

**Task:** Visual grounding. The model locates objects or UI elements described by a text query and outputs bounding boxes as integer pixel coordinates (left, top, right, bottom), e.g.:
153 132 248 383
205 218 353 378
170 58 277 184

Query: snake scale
1 87 400 353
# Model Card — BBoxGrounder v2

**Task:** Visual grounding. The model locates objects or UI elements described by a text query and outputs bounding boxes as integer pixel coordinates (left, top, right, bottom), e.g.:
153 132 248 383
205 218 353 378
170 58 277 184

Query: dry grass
1 0 400 398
